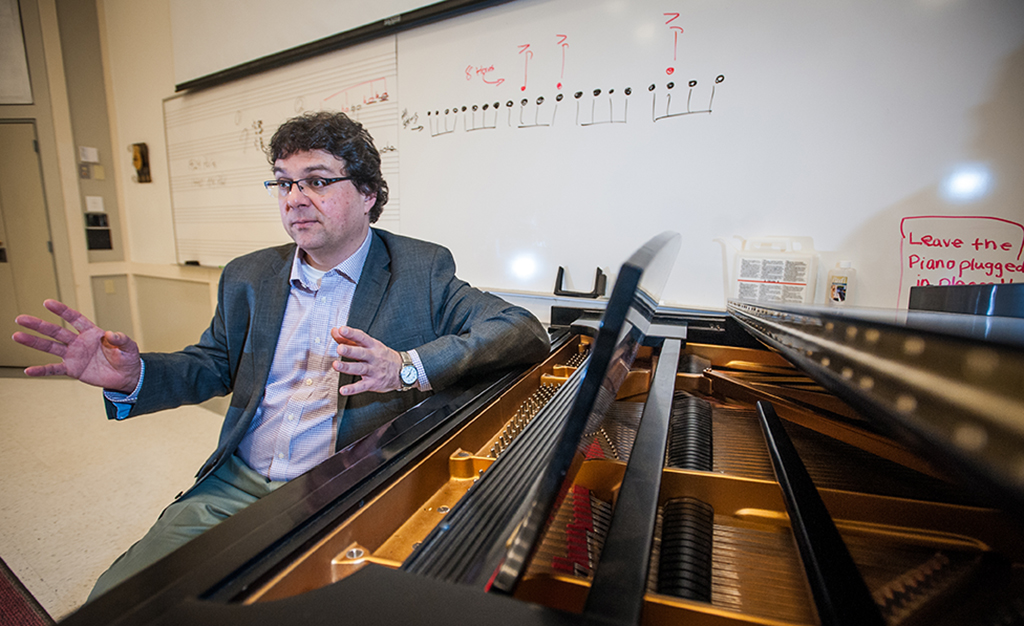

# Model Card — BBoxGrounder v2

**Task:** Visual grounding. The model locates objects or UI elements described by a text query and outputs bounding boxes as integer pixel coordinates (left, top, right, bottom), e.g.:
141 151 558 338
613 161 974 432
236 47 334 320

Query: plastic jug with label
827 260 856 306
729 236 819 304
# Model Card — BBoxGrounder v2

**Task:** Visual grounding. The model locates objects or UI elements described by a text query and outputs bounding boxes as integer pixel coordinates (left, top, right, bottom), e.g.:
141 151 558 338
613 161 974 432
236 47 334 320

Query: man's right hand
12 299 142 393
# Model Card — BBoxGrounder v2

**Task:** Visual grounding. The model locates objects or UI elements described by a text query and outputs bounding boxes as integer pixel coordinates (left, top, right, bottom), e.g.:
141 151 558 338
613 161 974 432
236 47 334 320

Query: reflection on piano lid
910 282 1024 319
64 232 1024 626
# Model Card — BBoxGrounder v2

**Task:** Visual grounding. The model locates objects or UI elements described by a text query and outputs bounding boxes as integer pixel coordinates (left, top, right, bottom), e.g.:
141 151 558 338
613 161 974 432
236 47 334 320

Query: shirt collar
290 229 373 290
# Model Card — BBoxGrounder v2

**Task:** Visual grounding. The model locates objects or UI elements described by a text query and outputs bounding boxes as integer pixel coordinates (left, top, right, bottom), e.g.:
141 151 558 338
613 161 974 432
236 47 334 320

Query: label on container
736 257 810 303
829 275 850 303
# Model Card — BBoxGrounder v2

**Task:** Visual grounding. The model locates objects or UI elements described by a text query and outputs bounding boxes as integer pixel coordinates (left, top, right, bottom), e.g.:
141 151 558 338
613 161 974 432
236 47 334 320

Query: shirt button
278 452 285 459
314 337 322 344
305 378 313 386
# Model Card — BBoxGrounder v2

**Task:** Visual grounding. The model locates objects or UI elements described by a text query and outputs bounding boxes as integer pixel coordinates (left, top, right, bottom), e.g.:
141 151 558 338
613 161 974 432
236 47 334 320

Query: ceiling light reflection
510 254 538 281
942 164 992 203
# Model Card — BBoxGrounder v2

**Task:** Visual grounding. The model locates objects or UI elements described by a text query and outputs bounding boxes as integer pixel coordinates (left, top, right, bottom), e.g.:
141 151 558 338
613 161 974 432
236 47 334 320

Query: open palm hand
12 299 141 393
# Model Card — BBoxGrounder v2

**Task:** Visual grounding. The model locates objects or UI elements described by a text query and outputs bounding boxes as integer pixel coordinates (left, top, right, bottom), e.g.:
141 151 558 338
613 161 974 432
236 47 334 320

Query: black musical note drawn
518 95 558 128
467 103 500 132
190 175 227 188
427 109 457 137
651 75 724 122
187 156 217 171
576 87 630 127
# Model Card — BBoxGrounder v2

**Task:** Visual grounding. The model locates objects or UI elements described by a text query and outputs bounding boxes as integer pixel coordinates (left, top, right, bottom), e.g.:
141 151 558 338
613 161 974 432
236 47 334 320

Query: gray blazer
105 229 550 488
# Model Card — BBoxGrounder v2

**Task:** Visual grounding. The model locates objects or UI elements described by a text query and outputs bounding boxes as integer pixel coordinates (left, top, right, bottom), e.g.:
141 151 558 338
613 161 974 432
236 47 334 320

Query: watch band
399 351 418 391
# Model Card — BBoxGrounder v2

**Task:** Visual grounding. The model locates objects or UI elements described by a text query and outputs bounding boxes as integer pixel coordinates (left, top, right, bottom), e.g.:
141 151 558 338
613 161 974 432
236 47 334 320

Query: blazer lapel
250 245 295 400
346 230 390 332
335 230 391 439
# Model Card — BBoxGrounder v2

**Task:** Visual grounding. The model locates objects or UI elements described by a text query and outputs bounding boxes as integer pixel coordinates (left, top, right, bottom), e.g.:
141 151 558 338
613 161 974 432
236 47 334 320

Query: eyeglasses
264 177 352 198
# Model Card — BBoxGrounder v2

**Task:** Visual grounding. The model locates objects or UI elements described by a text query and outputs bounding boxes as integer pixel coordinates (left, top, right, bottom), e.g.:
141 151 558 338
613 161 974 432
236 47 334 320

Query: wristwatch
399 351 418 391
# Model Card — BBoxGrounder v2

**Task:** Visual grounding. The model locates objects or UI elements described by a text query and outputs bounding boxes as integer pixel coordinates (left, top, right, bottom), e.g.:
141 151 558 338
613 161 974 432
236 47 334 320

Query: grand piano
65 232 1024 626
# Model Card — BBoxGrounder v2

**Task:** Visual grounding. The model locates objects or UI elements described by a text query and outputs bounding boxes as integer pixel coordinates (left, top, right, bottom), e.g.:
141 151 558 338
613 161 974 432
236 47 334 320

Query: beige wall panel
134 276 212 353
90 274 134 336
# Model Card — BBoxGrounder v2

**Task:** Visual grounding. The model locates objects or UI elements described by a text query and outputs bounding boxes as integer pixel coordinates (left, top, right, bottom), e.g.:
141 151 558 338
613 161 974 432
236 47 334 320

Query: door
0 122 62 367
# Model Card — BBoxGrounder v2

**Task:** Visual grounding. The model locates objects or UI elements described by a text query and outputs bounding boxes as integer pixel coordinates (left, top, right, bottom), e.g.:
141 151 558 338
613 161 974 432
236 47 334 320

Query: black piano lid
727 298 1024 521
402 231 682 588
490 231 682 588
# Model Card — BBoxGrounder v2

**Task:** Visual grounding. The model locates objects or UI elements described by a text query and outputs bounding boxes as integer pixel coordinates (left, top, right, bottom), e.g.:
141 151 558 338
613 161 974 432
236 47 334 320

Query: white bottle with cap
827 261 856 306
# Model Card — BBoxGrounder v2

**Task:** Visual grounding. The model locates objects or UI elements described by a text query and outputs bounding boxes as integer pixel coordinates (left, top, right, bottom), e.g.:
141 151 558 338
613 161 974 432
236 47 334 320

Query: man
12 111 550 599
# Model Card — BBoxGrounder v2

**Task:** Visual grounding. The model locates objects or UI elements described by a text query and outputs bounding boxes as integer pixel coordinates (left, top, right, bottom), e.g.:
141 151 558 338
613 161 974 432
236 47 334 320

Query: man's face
273 150 376 270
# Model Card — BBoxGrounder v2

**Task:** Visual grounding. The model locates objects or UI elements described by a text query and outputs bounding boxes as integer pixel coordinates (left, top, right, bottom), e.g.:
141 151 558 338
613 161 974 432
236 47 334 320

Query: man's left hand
331 326 404 395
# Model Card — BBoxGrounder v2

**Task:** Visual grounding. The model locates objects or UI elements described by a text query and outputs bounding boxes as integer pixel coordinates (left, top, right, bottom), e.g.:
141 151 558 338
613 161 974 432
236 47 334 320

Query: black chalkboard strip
176 0 516 93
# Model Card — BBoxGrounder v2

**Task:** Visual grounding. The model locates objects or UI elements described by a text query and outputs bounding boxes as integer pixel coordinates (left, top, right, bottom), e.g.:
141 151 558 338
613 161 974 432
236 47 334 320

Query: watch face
401 365 418 385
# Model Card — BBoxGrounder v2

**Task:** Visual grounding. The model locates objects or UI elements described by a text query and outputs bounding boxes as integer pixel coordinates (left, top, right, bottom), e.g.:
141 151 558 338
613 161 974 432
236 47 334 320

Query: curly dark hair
268 111 389 223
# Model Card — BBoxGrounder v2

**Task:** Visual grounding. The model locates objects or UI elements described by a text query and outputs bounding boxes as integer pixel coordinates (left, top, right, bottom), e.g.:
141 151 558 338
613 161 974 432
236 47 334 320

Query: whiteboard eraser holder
554 266 606 299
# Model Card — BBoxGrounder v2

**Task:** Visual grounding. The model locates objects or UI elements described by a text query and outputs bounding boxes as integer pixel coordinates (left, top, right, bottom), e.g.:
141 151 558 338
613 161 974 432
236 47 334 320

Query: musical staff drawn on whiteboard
324 77 391 115
411 72 723 137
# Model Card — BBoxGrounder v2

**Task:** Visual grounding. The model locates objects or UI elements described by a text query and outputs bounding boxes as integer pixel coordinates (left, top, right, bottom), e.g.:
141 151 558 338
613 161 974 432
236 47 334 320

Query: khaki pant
88 455 284 601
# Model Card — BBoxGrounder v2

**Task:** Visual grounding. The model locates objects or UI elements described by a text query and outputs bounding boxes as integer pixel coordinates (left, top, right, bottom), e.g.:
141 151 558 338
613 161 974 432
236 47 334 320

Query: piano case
66 233 1024 626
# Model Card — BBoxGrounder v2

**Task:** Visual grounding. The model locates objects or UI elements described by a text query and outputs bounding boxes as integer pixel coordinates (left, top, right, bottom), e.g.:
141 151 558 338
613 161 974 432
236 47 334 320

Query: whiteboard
395 0 1024 309
164 0 1024 309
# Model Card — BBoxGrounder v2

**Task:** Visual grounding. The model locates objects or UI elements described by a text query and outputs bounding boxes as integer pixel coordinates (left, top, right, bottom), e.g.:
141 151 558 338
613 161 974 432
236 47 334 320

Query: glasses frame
264 176 353 198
